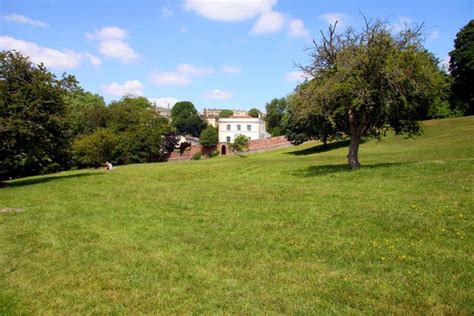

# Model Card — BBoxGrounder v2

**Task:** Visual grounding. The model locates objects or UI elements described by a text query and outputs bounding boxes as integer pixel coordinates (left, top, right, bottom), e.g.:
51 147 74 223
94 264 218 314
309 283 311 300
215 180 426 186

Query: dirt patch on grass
0 208 24 214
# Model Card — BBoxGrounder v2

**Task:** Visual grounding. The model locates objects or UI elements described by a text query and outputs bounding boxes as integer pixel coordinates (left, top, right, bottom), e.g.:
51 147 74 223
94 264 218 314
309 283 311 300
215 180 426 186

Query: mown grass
0 116 473 314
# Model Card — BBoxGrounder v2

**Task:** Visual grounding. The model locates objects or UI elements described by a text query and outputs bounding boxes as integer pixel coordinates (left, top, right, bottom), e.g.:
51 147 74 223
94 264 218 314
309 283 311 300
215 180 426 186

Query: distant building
153 104 171 120
218 116 268 143
202 108 248 127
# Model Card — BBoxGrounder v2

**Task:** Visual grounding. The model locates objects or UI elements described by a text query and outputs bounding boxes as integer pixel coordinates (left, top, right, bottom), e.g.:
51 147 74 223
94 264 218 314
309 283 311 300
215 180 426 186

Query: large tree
171 101 206 137
0 50 75 179
296 18 447 169
449 20 474 115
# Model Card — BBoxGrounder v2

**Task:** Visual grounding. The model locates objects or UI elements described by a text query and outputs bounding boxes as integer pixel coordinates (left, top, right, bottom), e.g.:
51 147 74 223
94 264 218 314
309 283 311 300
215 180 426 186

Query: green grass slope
1 116 473 314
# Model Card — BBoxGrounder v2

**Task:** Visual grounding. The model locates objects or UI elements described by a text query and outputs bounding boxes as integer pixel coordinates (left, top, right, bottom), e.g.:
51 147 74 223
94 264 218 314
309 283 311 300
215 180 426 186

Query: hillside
1 116 473 314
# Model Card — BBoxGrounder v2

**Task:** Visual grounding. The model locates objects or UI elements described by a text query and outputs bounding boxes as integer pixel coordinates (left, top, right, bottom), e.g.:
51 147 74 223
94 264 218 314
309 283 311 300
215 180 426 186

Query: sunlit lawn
1 116 473 314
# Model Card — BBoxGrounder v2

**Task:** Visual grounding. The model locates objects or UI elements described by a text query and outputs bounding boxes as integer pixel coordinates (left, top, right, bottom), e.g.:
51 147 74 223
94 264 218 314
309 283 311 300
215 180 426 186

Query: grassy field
1 116 473 314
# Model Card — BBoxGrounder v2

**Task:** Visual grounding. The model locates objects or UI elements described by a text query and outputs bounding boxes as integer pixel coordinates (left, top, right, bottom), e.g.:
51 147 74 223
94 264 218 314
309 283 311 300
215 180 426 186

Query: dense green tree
64 91 107 137
107 96 153 132
449 20 474 115
199 126 218 147
0 50 74 179
248 108 261 118
218 109 234 118
72 128 118 168
264 98 287 136
296 18 447 169
171 101 206 137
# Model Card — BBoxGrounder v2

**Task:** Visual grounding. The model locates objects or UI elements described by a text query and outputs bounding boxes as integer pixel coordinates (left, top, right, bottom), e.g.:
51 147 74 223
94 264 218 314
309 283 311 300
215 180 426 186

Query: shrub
72 128 118 168
208 150 219 158
192 152 202 160
199 126 218 147
230 135 250 156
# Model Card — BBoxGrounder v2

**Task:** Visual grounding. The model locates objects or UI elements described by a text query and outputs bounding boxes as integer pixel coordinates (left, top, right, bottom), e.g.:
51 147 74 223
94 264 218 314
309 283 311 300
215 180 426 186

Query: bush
192 152 202 160
208 150 219 158
199 126 218 147
72 128 118 168
230 135 250 156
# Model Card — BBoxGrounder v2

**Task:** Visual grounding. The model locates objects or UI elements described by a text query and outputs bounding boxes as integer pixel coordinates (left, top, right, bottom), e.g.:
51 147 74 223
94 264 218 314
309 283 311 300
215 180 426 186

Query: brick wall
168 136 291 161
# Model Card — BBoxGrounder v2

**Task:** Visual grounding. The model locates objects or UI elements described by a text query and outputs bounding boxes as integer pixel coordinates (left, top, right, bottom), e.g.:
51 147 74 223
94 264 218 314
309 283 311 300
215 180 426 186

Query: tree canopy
264 97 288 136
171 101 206 137
248 108 261 118
293 18 447 169
199 126 218 147
449 20 474 115
0 51 73 179
218 109 234 118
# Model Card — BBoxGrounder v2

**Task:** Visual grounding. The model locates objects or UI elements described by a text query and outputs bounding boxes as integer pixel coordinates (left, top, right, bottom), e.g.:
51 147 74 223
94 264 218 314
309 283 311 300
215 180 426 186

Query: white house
218 116 268 143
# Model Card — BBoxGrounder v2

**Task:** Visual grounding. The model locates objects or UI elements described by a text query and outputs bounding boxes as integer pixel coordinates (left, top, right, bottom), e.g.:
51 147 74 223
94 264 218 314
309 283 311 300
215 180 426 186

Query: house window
247 124 251 131
237 124 241 131
226 124 231 131
226 136 231 142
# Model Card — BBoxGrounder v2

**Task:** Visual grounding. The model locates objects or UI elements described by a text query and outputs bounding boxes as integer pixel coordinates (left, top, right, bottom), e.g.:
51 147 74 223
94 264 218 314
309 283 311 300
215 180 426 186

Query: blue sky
1 0 472 112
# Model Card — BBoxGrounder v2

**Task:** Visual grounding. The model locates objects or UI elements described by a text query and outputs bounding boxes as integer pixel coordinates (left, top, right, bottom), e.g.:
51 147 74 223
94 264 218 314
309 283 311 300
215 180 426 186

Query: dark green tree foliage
265 97 287 136
218 109 234 118
72 128 118 168
64 91 107 137
171 101 206 137
0 51 73 179
199 126 218 147
248 108 261 118
449 20 474 115
295 18 447 169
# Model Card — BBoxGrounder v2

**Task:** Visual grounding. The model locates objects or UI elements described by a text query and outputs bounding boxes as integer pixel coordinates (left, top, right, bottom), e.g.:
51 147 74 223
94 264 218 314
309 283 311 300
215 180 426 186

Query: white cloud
177 63 214 76
101 80 144 96
251 11 285 35
2 13 48 28
287 19 310 38
180 26 189 33
161 7 174 17
390 17 412 33
86 26 138 63
149 97 179 108
440 55 450 72
150 72 191 86
222 65 241 74
429 30 440 40
319 13 348 28
285 70 311 82
0 36 100 69
151 63 214 86
204 89 232 100
184 0 276 22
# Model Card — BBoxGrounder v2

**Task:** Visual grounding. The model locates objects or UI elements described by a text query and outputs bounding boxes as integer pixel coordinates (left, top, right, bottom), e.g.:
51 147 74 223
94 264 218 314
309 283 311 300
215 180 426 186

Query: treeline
0 51 180 180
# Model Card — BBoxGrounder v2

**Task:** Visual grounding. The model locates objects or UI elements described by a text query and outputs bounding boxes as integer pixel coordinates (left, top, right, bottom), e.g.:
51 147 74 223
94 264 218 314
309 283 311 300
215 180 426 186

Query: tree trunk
347 108 365 169
348 134 361 169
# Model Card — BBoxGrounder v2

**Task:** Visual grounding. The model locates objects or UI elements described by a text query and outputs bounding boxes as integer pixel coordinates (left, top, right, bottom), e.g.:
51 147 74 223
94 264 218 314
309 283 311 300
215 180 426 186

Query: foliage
248 108 261 118
207 150 219 158
199 126 219 147
63 91 107 138
1 117 472 314
449 20 474 115
171 101 206 137
264 97 287 136
191 152 202 160
107 96 154 132
72 128 118 168
218 109 234 118
230 134 250 155
0 50 73 180
296 18 447 169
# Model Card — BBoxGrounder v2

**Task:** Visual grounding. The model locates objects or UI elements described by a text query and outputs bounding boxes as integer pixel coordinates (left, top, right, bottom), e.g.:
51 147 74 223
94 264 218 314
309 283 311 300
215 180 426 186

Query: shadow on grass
4 172 104 188
286 140 351 156
293 162 404 177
